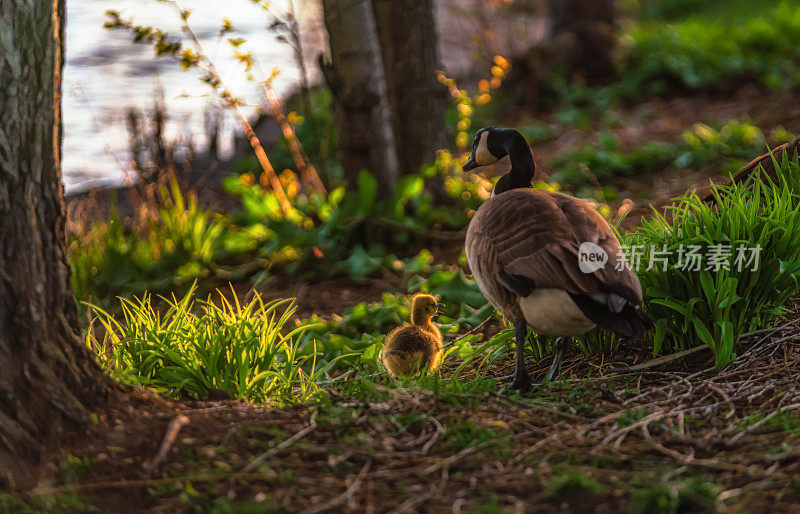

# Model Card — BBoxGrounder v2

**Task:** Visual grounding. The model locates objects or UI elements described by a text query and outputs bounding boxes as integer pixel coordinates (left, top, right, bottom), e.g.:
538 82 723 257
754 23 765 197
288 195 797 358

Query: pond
63 0 322 192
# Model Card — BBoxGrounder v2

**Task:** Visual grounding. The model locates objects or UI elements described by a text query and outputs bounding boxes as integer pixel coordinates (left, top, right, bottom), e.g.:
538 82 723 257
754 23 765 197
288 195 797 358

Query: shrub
224 163 484 281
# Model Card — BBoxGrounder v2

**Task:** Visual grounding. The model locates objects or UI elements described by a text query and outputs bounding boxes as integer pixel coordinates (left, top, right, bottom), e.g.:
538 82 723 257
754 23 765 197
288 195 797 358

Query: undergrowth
69 181 237 307
550 120 769 187
223 162 485 283
621 0 800 95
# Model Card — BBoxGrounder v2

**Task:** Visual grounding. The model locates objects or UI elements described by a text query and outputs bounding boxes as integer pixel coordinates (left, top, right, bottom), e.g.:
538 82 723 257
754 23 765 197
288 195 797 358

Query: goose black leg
510 321 532 391
545 337 571 383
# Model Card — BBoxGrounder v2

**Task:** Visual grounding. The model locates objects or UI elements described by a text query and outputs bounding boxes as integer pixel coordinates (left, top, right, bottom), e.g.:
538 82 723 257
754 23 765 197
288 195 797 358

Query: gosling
381 294 444 376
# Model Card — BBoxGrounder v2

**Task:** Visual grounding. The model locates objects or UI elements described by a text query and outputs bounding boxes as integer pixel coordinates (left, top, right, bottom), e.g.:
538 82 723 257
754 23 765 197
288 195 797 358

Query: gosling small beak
462 155 478 172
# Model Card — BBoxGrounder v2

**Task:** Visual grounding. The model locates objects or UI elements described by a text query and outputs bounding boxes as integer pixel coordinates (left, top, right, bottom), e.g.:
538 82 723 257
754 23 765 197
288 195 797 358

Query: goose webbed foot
544 337 571 383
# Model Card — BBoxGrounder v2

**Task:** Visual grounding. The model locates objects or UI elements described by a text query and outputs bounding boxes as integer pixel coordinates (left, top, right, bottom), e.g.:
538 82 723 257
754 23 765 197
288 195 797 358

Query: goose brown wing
483 189 643 304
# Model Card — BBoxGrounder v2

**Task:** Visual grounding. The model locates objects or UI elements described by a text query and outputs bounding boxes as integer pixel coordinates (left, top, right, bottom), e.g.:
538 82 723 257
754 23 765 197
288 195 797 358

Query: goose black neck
494 129 535 193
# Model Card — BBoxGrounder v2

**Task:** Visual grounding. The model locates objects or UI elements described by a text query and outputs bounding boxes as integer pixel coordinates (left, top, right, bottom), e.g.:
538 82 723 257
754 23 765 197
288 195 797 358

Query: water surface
63 0 321 192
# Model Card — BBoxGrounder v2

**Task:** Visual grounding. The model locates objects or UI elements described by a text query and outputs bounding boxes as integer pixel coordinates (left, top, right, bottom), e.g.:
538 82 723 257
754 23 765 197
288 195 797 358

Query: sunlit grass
86 284 337 405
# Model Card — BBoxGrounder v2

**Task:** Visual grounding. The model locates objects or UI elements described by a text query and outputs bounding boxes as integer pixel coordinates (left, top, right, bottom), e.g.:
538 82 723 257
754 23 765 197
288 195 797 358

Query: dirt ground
13 307 800 512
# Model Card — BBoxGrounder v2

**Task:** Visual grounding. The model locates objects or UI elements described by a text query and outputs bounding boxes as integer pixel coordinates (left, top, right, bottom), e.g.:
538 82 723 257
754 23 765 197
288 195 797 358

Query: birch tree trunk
372 0 447 176
0 0 113 488
320 0 399 196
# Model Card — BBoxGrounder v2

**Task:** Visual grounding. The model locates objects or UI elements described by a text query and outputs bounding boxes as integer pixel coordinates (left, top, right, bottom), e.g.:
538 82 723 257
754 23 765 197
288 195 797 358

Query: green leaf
335 247 383 278
692 318 715 349
358 169 378 214
361 343 382 362
653 318 667 356
395 176 424 203
426 270 486 307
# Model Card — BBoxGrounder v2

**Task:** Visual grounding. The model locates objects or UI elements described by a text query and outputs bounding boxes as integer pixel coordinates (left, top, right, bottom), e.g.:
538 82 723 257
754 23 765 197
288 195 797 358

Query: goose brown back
467 188 643 325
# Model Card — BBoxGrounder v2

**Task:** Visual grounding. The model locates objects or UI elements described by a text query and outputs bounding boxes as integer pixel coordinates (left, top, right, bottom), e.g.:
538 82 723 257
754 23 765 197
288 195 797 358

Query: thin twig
607 344 709 373
444 315 495 348
166 0 291 215
242 409 318 472
261 81 326 194
388 486 437 514
32 471 270 495
306 459 372 514
346 216 466 242
145 414 190 474
608 324 793 374
728 402 800 443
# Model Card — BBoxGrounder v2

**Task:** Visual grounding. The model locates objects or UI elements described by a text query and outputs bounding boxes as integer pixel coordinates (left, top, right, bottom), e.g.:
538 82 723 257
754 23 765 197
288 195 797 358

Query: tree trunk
547 0 616 83
371 0 447 176
0 0 113 488
320 0 399 196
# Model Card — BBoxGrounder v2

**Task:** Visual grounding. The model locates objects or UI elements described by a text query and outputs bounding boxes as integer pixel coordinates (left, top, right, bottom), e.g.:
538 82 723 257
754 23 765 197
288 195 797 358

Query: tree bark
371 0 447 176
547 0 616 83
0 0 113 488
320 0 399 196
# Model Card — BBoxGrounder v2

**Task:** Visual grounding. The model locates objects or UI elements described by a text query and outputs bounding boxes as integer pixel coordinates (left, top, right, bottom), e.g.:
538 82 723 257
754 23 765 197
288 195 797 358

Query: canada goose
381 294 444 376
463 127 654 390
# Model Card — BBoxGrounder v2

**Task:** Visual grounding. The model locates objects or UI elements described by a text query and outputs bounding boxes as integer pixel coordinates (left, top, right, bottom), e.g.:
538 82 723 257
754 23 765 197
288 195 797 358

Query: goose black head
463 127 503 171
463 127 536 194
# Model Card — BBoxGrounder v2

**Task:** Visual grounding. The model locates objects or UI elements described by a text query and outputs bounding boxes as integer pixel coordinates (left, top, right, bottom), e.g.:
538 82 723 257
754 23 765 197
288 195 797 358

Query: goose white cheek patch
475 134 497 166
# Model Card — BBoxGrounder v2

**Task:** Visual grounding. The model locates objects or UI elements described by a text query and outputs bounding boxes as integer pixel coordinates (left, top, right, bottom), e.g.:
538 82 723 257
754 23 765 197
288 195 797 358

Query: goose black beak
462 156 478 172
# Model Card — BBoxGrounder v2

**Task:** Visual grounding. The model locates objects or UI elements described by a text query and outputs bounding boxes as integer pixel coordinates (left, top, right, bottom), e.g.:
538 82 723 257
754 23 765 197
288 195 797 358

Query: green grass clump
544 472 603 498
69 162 482 309
632 153 800 368
86 284 331 405
481 153 800 371
630 476 718 513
